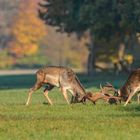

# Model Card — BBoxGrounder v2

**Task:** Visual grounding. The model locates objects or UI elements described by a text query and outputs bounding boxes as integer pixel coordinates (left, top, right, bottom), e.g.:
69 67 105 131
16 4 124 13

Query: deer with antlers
117 68 140 106
26 66 86 106
97 69 140 106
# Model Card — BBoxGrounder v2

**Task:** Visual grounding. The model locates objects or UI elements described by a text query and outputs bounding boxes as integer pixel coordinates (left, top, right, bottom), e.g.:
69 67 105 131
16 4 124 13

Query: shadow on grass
121 104 140 112
0 74 35 89
108 104 140 117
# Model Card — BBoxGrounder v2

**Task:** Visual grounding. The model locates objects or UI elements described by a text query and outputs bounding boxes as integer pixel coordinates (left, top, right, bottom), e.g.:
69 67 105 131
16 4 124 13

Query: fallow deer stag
118 68 140 106
26 66 86 105
100 69 140 106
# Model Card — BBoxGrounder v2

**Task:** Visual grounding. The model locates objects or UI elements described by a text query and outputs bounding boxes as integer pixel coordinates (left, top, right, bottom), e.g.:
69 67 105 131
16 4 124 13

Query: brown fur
100 69 140 106
26 66 86 105
118 68 140 106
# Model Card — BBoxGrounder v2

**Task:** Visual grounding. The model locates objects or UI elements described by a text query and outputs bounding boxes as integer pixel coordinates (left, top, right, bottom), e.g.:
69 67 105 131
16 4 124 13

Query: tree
39 0 140 73
8 0 46 57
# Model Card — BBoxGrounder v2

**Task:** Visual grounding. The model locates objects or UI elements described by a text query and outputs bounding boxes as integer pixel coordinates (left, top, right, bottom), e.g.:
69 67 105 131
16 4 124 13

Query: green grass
0 73 140 140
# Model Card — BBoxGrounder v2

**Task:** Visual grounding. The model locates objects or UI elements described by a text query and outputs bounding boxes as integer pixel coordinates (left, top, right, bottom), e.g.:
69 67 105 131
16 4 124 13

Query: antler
100 83 103 91
106 82 113 87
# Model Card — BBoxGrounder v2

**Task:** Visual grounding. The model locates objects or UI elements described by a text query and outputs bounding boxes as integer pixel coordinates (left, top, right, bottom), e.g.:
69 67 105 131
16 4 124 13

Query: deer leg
61 87 70 104
26 82 42 106
68 89 75 104
124 92 135 106
44 90 53 105
70 96 75 104
43 84 54 105
137 93 140 104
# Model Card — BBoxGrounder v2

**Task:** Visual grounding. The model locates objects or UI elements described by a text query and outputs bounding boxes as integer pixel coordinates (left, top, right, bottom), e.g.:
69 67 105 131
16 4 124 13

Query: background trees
0 0 20 68
0 0 140 71
39 0 140 73
44 25 88 69
0 0 88 69
8 0 47 57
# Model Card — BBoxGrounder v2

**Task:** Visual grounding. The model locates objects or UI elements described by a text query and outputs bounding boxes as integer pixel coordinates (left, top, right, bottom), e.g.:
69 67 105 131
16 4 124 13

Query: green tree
39 0 140 73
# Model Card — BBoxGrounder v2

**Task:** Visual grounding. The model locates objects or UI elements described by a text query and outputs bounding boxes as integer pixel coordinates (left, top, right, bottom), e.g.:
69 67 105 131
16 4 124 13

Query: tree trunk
116 40 127 73
118 42 125 61
87 32 96 75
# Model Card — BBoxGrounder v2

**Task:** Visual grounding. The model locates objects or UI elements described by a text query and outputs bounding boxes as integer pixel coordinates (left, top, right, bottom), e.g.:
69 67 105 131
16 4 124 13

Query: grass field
0 72 140 140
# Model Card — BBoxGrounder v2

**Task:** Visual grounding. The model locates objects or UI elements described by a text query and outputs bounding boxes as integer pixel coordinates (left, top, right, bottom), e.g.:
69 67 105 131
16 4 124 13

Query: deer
117 68 140 106
25 66 86 106
98 69 140 106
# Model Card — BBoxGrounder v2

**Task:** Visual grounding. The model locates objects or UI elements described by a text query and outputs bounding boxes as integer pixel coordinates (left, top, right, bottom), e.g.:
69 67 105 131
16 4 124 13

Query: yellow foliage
25 44 38 56
9 42 39 57
110 55 118 63
124 54 133 64
110 54 133 64
8 0 47 57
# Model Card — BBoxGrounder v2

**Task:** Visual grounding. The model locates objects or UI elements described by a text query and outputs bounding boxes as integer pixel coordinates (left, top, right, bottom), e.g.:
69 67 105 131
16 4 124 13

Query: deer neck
76 85 86 95
74 76 86 95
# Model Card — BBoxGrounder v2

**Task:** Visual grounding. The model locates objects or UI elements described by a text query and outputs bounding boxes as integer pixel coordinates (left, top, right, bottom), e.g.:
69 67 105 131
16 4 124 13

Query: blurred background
0 0 140 74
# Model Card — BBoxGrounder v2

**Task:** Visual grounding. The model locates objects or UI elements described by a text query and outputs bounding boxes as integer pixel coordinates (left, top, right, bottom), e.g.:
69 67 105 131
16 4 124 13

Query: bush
0 50 15 69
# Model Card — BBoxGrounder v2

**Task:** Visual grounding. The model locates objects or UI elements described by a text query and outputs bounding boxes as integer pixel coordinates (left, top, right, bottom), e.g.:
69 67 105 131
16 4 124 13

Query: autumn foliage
8 0 46 57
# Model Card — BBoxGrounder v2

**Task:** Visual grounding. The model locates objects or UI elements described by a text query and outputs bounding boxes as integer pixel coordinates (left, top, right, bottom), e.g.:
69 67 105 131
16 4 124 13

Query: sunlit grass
0 73 140 140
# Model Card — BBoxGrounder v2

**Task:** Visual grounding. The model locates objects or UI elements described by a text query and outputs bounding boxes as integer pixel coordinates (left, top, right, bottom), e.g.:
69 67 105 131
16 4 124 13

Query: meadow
0 72 140 140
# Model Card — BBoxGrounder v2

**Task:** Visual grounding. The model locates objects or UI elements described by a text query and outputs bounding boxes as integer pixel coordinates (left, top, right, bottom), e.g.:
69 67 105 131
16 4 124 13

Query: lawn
0 72 140 140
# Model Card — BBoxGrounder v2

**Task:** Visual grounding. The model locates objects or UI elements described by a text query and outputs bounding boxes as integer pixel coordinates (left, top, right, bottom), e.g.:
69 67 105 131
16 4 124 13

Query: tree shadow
77 71 128 89
0 74 35 89
0 71 129 90
121 104 140 112
112 104 140 118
